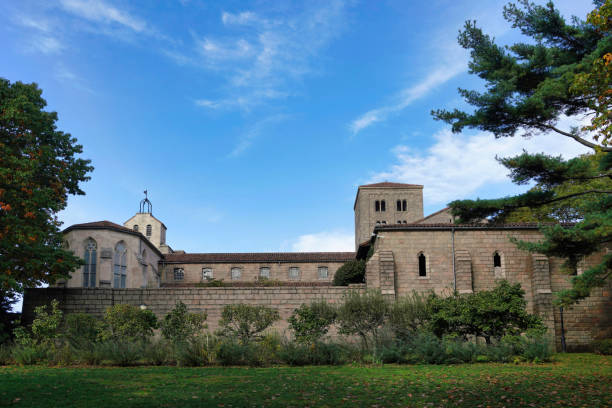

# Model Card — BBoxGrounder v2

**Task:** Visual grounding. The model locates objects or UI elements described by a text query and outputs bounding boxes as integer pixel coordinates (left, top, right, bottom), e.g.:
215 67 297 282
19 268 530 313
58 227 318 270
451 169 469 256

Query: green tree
100 304 158 343
432 1 612 305
336 290 387 349
332 259 366 286
288 300 337 344
160 301 207 344
218 304 280 344
0 79 93 307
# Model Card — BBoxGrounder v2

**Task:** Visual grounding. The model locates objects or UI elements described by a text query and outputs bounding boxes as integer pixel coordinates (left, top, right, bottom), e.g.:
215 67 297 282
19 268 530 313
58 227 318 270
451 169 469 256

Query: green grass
0 354 610 407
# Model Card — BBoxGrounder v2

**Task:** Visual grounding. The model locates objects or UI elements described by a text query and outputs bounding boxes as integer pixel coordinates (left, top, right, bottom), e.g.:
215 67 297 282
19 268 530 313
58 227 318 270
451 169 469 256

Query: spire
139 189 152 214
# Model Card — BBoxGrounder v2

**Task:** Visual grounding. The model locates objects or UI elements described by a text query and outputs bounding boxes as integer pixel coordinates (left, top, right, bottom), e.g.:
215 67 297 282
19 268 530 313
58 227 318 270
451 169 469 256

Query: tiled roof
163 252 356 264
359 182 423 188
374 222 574 231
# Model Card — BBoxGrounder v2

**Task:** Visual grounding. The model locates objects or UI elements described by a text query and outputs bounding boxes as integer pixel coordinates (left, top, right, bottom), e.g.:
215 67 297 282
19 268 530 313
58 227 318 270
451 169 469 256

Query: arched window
231 267 242 280
146 224 152 237
133 224 139 232
381 200 386 212
375 200 380 212
493 252 501 267
396 200 401 211
113 242 127 288
402 200 407 211
418 253 427 277
493 251 505 278
83 239 97 288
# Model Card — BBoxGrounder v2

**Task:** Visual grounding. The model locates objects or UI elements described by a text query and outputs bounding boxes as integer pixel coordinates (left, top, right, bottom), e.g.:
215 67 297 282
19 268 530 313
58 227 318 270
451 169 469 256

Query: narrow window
146 224 152 237
259 267 270 279
202 267 213 280
289 267 300 280
403 220 407 224
376 220 381 225
231 267 242 280
418 253 427 277
397 220 402 224
173 267 184 280
113 242 127 288
396 200 401 211
381 200 386 212
83 239 97 288
402 200 407 211
318 266 328 279
493 252 501 267
133 224 139 232
375 200 380 212
381 220 387 225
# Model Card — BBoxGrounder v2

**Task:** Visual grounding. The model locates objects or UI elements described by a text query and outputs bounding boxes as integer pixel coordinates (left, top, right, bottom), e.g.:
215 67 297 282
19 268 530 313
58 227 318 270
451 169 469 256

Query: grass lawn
0 354 610 407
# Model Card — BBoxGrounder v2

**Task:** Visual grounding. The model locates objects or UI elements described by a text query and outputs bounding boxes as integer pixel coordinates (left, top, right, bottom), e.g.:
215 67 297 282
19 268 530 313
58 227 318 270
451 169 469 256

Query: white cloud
228 114 288 157
59 0 147 33
290 231 354 252
29 36 65 55
194 1 348 110
368 117 592 206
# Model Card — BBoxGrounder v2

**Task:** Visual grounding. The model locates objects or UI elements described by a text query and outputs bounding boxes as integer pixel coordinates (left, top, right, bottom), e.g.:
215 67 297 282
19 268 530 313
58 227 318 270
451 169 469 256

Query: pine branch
538 123 612 152
506 190 612 209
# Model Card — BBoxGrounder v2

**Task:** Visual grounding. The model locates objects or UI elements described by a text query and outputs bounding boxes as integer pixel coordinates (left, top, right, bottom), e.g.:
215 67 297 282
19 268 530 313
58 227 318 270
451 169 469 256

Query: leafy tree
0 79 93 305
428 281 544 343
100 304 158 343
386 291 431 341
160 301 207 344
432 1 612 305
218 304 279 344
336 290 387 349
332 259 366 286
288 300 337 344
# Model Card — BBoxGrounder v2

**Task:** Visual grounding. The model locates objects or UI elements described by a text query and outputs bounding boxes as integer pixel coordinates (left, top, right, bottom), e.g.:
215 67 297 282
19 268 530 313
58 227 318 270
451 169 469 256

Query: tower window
173 268 184 281
375 200 380 212
146 224 152 237
402 200 407 211
493 252 501 267
381 200 386 212
133 225 139 232
396 200 401 211
418 253 427 277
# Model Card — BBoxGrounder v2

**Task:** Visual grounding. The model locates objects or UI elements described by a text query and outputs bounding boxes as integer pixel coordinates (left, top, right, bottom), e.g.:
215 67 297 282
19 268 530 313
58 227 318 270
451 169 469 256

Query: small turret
124 190 172 253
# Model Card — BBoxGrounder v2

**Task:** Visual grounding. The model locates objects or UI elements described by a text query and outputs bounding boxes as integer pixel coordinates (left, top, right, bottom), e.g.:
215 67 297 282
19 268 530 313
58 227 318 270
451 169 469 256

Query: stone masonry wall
22 286 364 333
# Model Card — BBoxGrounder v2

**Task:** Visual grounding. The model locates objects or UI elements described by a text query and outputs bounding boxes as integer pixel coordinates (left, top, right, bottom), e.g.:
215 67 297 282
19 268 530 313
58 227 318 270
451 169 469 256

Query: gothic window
381 200 386 212
381 221 387 225
231 267 242 280
173 268 184 280
402 220 407 224
113 242 127 288
418 253 427 277
133 224 139 232
146 224 152 237
318 266 328 279
375 200 380 212
259 267 270 279
396 200 401 211
289 267 300 280
402 200 407 211
493 251 505 278
397 220 402 224
83 239 97 288
493 252 501 267
376 221 381 225
202 267 213 280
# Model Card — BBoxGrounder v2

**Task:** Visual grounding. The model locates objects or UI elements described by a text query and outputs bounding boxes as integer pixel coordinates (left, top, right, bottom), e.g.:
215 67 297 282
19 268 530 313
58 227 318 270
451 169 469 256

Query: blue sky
1 0 595 254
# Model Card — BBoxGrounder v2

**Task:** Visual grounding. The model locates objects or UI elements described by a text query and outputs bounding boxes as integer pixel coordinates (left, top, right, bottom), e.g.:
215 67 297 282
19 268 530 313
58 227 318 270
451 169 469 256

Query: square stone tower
354 182 424 249
123 192 172 254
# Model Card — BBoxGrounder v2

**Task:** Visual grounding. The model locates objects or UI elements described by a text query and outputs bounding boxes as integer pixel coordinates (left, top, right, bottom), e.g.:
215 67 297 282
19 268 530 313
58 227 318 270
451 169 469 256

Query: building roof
414 207 452 224
359 182 423 189
374 222 573 231
63 220 163 257
162 252 356 264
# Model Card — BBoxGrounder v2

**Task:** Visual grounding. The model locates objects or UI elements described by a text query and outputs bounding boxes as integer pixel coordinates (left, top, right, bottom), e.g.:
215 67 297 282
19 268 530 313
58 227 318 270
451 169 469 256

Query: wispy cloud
59 0 147 33
289 230 354 252
229 114 289 157
367 116 592 206
54 63 95 94
193 1 348 110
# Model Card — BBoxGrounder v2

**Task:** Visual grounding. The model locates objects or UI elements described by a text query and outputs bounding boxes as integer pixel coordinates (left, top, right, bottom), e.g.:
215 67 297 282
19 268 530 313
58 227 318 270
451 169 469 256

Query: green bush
387 291 430 341
218 304 279 344
63 313 101 347
99 340 144 366
278 341 311 366
0 344 14 365
31 299 63 346
333 260 365 286
337 290 387 349
47 344 74 366
175 335 218 367
592 339 612 355
160 301 207 344
12 345 46 366
100 304 158 343
410 332 447 364
215 339 258 366
144 339 174 366
521 332 552 363
73 342 106 366
288 301 337 344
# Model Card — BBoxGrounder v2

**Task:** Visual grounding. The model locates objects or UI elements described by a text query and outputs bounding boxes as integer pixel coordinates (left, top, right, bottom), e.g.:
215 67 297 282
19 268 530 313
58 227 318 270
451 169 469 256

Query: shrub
443 338 483 363
410 331 447 364
278 341 311 366
12 345 46 366
47 344 74 366
175 338 209 367
63 313 101 347
521 332 552 363
337 290 387 349
160 301 207 344
99 340 144 366
0 344 13 365
387 291 430 341
100 304 158 343
288 300 337 344
310 341 349 365
218 304 279 344
31 299 63 346
144 339 174 366
592 339 612 355
333 260 365 286
73 342 106 366
215 339 258 366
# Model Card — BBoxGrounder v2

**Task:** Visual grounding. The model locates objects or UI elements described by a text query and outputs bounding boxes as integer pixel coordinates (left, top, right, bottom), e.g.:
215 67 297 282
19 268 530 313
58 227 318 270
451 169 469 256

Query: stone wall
22 285 364 333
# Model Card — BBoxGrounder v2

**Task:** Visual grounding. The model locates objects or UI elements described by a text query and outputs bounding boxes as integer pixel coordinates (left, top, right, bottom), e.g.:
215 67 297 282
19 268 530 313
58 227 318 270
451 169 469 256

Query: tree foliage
160 301 207 344
433 1 612 305
288 300 337 344
336 290 387 348
218 304 280 344
100 304 158 343
332 259 366 286
0 79 93 301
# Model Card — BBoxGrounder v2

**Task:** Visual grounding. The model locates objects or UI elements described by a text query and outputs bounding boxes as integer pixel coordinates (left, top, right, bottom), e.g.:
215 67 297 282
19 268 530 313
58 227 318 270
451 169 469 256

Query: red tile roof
359 182 423 188
374 222 574 231
163 252 355 264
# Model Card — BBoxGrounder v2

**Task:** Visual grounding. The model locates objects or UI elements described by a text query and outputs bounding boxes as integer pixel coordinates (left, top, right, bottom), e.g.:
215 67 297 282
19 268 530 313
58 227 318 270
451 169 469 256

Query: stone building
23 182 611 350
